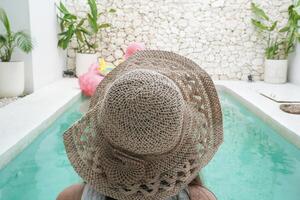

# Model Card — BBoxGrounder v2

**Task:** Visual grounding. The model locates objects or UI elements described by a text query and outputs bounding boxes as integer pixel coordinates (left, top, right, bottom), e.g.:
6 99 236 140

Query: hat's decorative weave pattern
63 50 223 200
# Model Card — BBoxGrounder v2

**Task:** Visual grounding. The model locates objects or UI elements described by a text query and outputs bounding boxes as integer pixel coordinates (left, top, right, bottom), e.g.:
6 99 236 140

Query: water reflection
203 92 300 200
0 102 82 200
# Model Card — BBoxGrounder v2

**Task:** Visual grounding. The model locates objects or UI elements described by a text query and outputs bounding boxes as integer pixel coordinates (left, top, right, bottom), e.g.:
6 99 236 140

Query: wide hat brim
63 50 223 200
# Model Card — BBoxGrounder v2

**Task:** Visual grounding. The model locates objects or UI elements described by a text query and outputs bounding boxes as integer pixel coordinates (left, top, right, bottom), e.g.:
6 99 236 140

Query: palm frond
269 21 277 31
0 34 7 46
57 2 69 15
99 23 111 29
88 0 98 19
14 31 33 53
58 26 75 49
87 0 99 33
251 19 269 31
251 3 269 21
0 7 11 35
87 13 98 33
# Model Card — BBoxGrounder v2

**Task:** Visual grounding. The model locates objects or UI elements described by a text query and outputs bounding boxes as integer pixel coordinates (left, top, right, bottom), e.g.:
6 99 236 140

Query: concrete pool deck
0 78 81 170
0 78 299 170
215 81 300 148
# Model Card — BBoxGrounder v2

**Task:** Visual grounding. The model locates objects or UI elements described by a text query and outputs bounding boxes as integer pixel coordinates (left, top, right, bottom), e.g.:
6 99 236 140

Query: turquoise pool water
0 99 83 200
0 92 299 200
202 92 300 200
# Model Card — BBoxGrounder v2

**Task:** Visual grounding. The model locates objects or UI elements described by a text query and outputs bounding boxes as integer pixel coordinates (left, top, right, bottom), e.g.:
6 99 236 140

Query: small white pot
76 53 98 77
264 59 288 84
0 61 24 97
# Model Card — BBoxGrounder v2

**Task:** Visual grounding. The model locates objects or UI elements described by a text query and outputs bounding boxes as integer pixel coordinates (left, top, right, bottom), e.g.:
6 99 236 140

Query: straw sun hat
63 50 223 200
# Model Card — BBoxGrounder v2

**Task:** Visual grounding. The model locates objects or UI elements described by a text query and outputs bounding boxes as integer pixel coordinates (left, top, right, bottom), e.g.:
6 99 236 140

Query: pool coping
0 78 81 170
215 81 300 149
1 79 299 170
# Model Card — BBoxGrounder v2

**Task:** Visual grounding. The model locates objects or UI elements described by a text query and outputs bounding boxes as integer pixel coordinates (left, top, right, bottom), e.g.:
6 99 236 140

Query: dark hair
106 197 116 200
188 175 203 187
105 175 202 200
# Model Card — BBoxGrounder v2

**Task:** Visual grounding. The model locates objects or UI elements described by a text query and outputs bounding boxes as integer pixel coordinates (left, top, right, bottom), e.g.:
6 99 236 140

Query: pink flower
124 42 146 59
79 64 104 97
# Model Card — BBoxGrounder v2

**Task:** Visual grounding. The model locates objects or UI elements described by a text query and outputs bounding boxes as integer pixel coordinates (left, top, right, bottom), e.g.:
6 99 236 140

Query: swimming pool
203 91 300 200
0 91 299 200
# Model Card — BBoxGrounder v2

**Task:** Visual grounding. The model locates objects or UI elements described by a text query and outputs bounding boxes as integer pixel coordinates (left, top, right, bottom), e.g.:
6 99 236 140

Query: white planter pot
0 62 24 97
264 59 288 84
76 53 98 77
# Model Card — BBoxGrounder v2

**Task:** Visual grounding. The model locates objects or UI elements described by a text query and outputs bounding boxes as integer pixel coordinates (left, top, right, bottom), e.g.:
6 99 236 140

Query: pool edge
0 79 81 170
1 80 299 171
216 84 300 149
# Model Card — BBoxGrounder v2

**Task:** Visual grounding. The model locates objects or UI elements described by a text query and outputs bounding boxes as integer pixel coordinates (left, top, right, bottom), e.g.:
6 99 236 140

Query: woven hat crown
98 69 185 155
63 51 223 200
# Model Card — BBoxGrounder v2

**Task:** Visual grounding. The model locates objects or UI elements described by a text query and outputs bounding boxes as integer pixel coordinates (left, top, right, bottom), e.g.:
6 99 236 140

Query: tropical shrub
57 0 116 54
251 2 300 59
280 2 300 58
0 8 33 62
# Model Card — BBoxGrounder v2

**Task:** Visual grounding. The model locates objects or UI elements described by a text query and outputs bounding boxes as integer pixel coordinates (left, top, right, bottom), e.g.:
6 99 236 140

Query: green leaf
87 0 98 19
77 18 85 28
61 40 69 49
87 13 98 33
60 22 75 34
58 30 69 36
58 26 75 49
109 8 116 13
0 34 7 50
63 13 77 21
98 23 111 29
61 37 71 49
78 28 92 35
84 39 93 48
269 21 277 31
58 16 65 31
57 2 77 33
293 5 300 15
90 43 98 49
293 32 300 42
98 11 104 17
75 30 84 43
57 2 69 15
251 3 269 21
14 31 33 53
0 34 7 44
265 43 279 59
288 5 295 16
279 26 289 33
0 7 11 35
251 19 269 30
58 38 64 48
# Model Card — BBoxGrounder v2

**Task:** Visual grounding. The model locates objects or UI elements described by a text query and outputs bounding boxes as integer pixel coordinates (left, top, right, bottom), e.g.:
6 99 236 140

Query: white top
81 184 190 200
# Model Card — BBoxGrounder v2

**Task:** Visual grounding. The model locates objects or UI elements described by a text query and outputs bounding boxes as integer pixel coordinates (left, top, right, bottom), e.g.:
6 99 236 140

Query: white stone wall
65 0 291 80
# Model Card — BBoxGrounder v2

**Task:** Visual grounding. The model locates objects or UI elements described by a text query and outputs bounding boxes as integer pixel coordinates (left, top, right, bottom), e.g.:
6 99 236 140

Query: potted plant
280 2 300 83
0 8 33 97
251 2 300 84
57 0 115 77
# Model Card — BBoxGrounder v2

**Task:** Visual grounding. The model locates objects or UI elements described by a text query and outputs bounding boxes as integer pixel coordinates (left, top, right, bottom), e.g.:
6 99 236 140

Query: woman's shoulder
56 184 84 200
57 184 107 200
188 185 217 200
56 184 217 200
